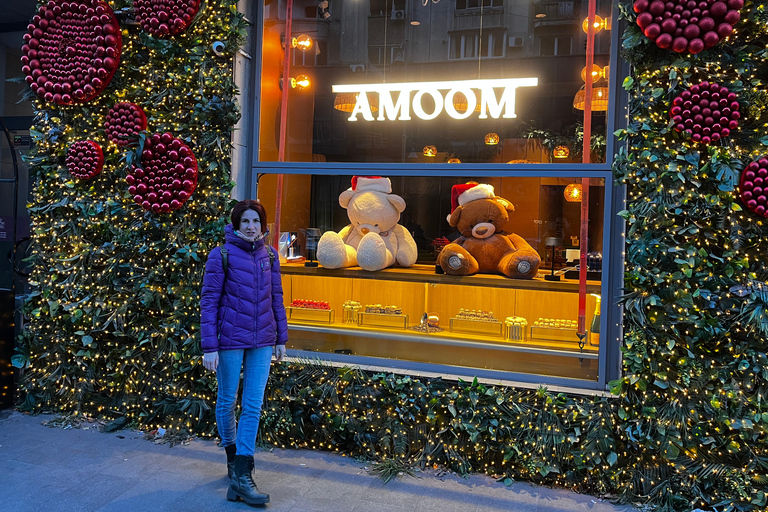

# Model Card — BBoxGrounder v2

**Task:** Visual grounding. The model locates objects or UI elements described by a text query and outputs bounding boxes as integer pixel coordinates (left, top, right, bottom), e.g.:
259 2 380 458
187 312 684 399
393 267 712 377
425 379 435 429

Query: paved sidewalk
0 410 634 512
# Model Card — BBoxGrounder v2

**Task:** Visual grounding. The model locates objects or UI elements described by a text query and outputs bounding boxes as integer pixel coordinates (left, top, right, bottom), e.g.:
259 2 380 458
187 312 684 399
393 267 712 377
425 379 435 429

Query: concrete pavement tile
535 490 630 512
288 496 364 512
48 474 145 512
97 448 181 480
300 470 373 497
352 501 414 512
469 492 540 512
95 468 209 512
0 458 110 496
414 496 482 512
166 476 242 512
359 477 427 508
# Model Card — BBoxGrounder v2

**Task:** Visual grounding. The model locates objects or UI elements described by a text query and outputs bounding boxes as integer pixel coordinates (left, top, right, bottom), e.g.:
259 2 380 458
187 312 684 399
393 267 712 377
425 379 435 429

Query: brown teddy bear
437 182 541 279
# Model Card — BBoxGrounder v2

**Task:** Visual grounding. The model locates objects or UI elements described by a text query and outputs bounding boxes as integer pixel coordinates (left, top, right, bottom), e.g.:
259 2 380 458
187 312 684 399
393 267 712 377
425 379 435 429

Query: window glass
257 174 606 381
259 0 613 164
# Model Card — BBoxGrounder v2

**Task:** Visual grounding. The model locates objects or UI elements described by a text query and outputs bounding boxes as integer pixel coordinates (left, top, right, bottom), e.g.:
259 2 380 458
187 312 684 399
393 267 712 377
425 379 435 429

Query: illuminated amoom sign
332 78 538 122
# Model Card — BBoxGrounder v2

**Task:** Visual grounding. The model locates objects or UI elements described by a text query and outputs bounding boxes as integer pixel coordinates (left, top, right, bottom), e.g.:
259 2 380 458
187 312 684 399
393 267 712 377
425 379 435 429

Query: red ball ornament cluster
66 140 104 180
21 0 122 105
126 132 198 213
670 82 739 144
740 158 768 217
105 102 147 146
290 299 331 310
634 0 743 54
134 0 201 38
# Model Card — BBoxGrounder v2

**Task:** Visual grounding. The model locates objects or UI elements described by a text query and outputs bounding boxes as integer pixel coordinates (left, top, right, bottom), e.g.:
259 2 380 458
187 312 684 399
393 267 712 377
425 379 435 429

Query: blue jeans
216 346 273 456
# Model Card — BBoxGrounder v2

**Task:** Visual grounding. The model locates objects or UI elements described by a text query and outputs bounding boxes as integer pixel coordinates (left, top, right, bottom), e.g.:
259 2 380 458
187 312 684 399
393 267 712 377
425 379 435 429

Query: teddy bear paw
357 232 392 271
317 232 349 269
517 261 532 274
447 254 465 270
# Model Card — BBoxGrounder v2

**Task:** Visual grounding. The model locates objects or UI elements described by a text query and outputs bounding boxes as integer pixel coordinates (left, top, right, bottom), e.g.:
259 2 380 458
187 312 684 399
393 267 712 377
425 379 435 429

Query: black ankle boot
224 444 236 480
227 455 269 505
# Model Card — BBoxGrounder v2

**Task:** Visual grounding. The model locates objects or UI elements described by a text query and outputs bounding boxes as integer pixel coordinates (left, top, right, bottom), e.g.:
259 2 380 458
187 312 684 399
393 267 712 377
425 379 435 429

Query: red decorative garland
290 299 331 310
670 82 739 144
105 102 147 146
126 132 198 213
740 158 768 217
21 0 122 105
634 0 743 54
66 140 104 180
134 0 202 38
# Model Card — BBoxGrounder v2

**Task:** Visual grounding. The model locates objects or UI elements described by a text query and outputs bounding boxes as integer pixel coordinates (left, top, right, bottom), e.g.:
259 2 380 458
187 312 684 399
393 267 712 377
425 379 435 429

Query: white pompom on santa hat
350 176 392 194
447 182 495 221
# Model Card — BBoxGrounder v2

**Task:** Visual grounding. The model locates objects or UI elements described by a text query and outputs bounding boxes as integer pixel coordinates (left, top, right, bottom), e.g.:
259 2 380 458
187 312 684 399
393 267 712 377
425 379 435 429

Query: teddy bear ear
448 206 462 226
387 194 406 213
496 197 515 212
339 188 356 208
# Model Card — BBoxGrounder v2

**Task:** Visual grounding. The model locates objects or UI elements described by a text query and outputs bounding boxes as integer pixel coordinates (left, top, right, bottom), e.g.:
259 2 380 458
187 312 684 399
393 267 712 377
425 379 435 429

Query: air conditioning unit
350 64 366 72
509 36 524 48
391 9 405 20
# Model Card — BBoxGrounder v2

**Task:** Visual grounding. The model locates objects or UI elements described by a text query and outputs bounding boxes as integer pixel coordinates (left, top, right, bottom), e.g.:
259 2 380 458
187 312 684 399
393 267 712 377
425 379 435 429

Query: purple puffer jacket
200 224 288 353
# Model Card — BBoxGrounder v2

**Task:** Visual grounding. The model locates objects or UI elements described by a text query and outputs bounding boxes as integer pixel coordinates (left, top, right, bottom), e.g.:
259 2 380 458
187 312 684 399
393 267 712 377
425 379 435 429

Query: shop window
256 174 607 383
257 0 614 164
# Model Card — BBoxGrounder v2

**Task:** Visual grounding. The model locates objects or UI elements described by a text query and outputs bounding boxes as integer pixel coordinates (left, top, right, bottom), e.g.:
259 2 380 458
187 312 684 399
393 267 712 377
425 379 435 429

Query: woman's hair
231 200 268 228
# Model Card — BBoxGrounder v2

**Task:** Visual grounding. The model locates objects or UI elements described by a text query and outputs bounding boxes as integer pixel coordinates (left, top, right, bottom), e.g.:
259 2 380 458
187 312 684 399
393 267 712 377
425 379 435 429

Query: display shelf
286 322 599 360
531 325 581 344
280 262 601 293
358 312 409 329
286 307 335 324
279 265 602 381
450 317 503 337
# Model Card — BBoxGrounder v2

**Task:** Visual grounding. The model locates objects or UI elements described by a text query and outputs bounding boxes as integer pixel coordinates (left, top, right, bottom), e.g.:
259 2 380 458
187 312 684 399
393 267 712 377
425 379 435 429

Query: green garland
14 0 245 433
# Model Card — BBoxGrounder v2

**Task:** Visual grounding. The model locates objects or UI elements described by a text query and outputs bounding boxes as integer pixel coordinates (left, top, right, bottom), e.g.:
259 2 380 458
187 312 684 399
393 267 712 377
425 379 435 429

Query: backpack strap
266 245 275 269
220 246 228 274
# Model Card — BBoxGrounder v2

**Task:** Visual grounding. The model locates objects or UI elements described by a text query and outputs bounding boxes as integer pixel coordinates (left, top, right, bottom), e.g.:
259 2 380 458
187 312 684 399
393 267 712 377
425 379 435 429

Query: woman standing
200 200 288 505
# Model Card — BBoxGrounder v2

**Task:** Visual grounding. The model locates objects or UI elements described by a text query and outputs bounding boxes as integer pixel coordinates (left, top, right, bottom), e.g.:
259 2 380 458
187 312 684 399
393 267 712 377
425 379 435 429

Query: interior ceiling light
564 183 583 202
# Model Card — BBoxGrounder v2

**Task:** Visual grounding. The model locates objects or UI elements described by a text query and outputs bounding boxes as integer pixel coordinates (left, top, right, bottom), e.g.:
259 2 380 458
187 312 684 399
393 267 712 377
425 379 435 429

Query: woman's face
239 209 262 238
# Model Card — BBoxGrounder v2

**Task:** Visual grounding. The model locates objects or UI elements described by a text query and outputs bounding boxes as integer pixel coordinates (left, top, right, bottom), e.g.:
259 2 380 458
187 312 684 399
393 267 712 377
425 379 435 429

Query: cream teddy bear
317 176 418 271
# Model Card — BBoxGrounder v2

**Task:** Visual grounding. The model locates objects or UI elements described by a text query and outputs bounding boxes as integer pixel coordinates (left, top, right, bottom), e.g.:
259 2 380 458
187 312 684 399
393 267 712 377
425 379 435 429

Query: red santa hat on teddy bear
447 182 495 222
350 176 392 194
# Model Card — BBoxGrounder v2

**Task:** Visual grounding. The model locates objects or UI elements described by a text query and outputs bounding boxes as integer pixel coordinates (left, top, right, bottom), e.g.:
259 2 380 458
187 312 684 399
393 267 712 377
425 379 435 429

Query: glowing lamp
573 80 609 111
451 92 481 114
564 183 583 202
423 145 437 157
553 146 569 159
292 35 313 51
290 75 311 90
447 157 461 163
484 133 500 145
333 92 379 113
581 64 602 83
582 15 610 33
